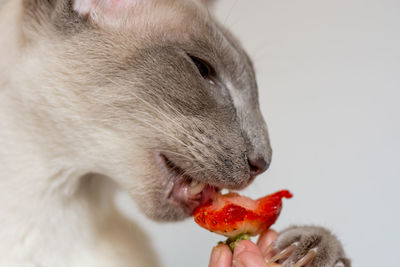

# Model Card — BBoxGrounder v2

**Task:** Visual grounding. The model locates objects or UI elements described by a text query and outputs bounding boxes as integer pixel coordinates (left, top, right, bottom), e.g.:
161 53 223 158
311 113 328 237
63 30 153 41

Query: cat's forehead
148 4 257 99
72 0 257 101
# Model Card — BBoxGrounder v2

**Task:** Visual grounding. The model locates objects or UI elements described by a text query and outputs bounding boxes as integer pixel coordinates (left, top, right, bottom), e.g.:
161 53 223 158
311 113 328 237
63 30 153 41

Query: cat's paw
269 226 350 267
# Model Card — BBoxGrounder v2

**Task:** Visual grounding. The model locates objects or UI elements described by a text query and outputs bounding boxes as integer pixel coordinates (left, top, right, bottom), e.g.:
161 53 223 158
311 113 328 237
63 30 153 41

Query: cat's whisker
85 66 223 172
133 109 194 141
156 149 194 162
86 64 190 136
122 81 193 135
132 117 189 148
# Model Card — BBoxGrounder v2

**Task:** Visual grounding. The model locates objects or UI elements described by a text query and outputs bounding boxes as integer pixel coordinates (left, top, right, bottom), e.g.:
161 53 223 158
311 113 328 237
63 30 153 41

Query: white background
123 0 400 266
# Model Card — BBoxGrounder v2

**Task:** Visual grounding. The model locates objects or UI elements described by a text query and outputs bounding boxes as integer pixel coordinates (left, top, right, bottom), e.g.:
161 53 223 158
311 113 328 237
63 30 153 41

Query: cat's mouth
156 153 219 215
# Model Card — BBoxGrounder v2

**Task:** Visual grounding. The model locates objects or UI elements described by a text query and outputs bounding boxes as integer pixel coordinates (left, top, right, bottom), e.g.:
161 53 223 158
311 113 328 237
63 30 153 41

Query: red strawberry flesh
193 190 292 237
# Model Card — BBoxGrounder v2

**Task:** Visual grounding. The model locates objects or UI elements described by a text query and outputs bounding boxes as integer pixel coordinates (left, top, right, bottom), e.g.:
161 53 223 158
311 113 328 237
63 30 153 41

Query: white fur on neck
0 100 157 266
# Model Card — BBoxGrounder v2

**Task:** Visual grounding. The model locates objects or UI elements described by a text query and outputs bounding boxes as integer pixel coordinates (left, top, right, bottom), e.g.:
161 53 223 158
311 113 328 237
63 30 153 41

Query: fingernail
234 242 246 255
209 245 223 266
232 260 245 267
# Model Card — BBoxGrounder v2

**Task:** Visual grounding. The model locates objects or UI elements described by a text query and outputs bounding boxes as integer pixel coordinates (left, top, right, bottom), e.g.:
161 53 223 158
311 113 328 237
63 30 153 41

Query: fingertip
209 244 232 267
257 229 278 246
233 240 260 256
257 229 278 254
267 229 278 238
233 250 269 267
233 240 279 267
217 243 233 256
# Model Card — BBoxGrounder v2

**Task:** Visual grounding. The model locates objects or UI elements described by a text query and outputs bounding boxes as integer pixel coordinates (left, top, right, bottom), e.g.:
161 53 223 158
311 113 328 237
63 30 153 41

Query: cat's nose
248 153 270 177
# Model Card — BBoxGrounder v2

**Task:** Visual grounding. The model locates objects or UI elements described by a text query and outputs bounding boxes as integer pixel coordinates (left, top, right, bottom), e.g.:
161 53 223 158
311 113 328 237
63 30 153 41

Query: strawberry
193 190 292 239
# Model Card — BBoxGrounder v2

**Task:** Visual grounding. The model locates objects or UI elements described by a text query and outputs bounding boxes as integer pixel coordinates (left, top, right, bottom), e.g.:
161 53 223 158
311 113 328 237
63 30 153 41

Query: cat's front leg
269 226 350 267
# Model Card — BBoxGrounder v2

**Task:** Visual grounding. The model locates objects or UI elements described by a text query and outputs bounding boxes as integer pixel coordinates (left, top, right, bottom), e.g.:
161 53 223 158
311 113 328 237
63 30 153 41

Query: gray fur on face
17 0 271 221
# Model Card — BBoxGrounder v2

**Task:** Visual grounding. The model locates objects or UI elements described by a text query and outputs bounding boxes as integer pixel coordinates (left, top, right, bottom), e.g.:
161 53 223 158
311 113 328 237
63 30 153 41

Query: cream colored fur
0 1 159 266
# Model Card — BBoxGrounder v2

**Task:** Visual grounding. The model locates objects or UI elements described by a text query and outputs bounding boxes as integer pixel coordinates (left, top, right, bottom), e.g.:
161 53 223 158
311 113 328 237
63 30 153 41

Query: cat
0 0 350 266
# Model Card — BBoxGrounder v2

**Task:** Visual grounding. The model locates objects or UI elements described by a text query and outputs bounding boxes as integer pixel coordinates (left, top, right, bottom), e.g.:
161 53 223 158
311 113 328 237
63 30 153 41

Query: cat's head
21 0 271 220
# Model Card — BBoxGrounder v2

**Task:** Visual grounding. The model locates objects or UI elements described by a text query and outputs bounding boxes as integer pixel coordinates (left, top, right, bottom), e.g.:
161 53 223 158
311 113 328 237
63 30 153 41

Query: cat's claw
266 226 351 267
292 247 317 267
267 242 316 267
334 261 345 267
268 242 299 263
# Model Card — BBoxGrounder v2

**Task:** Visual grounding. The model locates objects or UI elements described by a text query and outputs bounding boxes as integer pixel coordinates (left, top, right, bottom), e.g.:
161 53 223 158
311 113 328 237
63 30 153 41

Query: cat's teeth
188 180 206 195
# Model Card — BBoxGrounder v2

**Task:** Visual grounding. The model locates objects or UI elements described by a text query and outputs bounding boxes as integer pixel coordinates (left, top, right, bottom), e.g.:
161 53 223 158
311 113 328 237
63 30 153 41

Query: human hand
208 229 283 267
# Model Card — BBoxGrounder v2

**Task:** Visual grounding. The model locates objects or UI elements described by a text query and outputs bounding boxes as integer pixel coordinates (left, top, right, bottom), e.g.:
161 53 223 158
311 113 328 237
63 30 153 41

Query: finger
233 240 269 267
209 244 233 267
257 229 278 259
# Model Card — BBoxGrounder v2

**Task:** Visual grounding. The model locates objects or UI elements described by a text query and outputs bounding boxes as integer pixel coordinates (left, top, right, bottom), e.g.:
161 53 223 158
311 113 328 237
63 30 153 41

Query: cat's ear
72 0 144 19
72 0 150 24
22 0 149 30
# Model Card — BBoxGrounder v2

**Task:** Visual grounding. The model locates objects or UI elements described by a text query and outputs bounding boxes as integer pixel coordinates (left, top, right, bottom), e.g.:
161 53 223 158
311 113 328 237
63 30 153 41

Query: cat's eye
189 56 216 82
